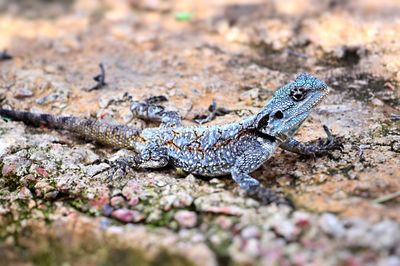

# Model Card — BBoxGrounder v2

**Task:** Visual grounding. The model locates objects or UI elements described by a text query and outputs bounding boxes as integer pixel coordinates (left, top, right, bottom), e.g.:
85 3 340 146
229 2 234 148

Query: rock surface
0 0 399 265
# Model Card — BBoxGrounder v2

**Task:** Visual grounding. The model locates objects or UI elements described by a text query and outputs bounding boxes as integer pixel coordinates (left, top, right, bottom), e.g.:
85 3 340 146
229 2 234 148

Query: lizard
0 73 341 205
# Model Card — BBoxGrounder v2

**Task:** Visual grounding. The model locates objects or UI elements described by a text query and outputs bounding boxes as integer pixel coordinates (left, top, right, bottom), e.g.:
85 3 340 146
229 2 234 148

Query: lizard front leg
280 125 342 156
130 96 182 128
231 141 292 206
231 168 260 190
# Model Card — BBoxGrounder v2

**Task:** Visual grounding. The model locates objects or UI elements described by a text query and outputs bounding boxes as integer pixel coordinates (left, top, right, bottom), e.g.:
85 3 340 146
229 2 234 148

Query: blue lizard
0 73 341 205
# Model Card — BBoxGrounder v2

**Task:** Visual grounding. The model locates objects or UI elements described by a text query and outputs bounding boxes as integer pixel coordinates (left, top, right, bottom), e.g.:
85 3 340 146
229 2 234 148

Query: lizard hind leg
130 96 182 128
113 145 169 170
104 149 169 181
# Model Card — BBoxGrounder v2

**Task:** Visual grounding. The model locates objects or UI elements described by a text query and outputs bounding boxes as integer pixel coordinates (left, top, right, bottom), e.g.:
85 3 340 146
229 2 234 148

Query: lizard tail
0 108 141 149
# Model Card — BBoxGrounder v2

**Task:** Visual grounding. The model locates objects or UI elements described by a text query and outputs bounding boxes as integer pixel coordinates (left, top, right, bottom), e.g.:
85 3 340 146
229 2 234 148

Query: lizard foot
144 95 168 104
130 95 182 127
130 95 168 115
88 63 107 91
304 125 343 156
193 99 231 124
92 157 136 181
108 156 139 179
318 125 343 153
245 186 294 207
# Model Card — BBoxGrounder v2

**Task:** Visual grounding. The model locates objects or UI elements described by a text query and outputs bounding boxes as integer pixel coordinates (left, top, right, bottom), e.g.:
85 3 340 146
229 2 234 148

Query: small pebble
293 211 311 228
102 204 114 216
18 187 33 200
15 88 33 99
215 216 233 230
392 142 400 152
1 163 16 177
241 226 260 239
242 238 260 258
110 195 126 208
274 220 298 241
174 210 197 228
174 192 194 208
85 163 110 177
371 98 384 107
44 190 59 200
128 196 140 207
111 208 144 223
319 213 345 238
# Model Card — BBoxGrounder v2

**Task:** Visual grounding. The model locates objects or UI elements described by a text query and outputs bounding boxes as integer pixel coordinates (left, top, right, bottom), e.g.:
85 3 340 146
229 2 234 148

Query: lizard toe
246 186 294 208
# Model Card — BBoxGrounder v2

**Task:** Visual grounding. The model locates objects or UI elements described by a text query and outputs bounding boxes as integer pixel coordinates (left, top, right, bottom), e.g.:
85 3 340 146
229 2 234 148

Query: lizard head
255 73 328 142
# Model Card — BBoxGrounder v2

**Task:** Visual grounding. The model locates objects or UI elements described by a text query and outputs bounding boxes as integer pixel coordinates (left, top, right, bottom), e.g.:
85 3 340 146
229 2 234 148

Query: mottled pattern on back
142 117 274 176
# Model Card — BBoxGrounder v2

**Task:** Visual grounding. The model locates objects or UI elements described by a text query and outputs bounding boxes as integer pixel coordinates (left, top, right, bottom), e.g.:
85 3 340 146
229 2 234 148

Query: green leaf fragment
175 12 193 21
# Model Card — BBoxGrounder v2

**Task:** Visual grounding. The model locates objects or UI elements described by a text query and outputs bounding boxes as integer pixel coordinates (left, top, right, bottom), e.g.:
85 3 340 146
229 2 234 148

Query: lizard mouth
296 86 329 116
255 131 277 142
312 86 329 106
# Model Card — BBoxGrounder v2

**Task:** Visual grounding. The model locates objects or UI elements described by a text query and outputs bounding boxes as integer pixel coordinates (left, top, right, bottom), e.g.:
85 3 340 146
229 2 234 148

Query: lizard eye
289 87 307 101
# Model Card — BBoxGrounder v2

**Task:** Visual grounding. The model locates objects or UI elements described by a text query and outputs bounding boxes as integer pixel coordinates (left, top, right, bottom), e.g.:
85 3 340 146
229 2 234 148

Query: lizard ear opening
274 110 284 119
256 114 269 129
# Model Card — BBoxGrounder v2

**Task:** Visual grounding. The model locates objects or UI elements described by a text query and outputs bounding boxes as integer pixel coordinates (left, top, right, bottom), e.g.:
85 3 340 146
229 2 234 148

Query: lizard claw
304 125 343 156
193 99 231 124
113 157 131 172
105 157 135 181
246 186 294 208
88 158 127 181
321 125 343 152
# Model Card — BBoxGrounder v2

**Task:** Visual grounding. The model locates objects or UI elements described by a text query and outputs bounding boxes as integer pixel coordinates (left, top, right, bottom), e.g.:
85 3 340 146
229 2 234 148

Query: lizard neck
236 115 277 143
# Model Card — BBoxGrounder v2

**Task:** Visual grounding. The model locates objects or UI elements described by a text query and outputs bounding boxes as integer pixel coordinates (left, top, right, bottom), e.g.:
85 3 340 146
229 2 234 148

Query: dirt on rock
0 0 399 265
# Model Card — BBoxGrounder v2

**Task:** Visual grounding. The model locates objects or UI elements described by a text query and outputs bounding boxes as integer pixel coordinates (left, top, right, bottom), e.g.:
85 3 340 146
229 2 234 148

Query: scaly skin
0 73 341 205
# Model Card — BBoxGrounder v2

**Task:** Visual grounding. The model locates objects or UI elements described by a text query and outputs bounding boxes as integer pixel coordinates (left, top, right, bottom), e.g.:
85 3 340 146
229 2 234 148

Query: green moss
31 248 62 266
1 229 195 266
204 218 236 266
151 250 194 266
101 247 148 266
0 155 19 192
39 202 56 221
0 196 59 241
0 127 7 135
2 173 21 192
146 210 175 227
68 198 90 212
